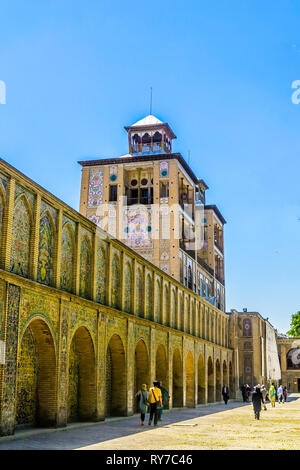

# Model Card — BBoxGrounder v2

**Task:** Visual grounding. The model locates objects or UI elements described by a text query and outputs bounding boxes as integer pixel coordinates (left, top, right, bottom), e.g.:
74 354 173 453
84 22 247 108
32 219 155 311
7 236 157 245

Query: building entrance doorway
298 379 300 392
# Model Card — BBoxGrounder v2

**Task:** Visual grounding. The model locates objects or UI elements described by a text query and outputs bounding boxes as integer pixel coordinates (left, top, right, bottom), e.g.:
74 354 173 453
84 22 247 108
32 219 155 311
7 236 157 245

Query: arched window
61 224 75 292
10 196 31 277
79 237 91 299
136 268 143 316
243 318 252 337
142 133 151 152
124 263 133 313
145 275 153 320
111 255 121 309
38 212 55 286
96 245 106 304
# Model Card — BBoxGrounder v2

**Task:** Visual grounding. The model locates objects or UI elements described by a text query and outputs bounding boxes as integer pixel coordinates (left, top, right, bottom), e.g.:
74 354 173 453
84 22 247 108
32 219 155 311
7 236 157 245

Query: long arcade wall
0 159 233 436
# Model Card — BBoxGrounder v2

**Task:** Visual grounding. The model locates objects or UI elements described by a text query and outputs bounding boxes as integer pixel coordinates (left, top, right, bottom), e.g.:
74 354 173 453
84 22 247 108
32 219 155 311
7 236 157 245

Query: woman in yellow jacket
269 384 276 407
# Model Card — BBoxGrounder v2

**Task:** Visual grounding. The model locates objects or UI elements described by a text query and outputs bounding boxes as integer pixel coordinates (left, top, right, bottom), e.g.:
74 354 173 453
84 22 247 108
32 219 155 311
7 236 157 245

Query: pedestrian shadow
0 396 299 450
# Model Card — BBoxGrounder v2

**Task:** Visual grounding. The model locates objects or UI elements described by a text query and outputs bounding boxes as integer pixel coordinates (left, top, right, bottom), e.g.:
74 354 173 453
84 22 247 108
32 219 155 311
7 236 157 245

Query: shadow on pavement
0 395 299 450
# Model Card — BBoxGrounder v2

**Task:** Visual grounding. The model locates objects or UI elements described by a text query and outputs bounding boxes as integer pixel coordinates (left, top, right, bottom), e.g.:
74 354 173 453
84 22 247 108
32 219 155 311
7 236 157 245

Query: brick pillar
204 344 208 404
56 299 69 427
182 337 186 407
126 319 135 416
96 311 106 421
0 284 21 436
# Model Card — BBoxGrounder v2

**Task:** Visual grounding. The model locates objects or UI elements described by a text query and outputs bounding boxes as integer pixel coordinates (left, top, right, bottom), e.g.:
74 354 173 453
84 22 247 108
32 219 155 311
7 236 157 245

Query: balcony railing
126 197 153 206
214 240 224 253
197 257 214 277
215 273 225 286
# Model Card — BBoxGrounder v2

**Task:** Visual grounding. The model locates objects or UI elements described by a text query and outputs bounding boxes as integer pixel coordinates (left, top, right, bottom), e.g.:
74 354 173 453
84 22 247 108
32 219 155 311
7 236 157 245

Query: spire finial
150 87 152 115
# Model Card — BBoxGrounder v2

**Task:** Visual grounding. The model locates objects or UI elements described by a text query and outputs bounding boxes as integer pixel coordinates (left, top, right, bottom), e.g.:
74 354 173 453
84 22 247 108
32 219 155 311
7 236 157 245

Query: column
2 178 15 270
0 284 21 436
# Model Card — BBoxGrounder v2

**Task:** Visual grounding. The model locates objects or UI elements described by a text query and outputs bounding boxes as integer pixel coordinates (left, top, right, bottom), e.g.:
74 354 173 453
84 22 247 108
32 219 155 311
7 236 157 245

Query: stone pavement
0 395 299 450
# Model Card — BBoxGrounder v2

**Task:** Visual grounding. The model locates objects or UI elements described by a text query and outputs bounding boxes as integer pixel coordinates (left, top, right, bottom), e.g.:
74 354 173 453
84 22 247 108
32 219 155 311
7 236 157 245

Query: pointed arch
207 356 214 403
155 279 161 323
172 348 183 407
68 326 96 422
134 339 149 412
96 243 107 304
111 254 121 309
163 284 169 326
171 289 176 329
60 222 75 292
197 354 205 404
145 274 153 320
10 194 33 277
186 351 195 407
136 267 143 317
16 318 57 426
124 262 133 313
106 334 126 416
216 359 221 401
38 209 56 286
79 235 92 299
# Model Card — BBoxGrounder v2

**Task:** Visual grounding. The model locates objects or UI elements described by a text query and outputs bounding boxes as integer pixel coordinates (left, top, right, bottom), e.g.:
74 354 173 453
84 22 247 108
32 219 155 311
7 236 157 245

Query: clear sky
1 0 299 334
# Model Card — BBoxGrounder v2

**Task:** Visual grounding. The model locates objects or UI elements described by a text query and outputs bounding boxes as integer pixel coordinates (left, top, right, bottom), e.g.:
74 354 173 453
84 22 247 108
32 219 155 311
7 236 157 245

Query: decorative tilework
124 263 132 313
111 255 120 309
41 201 57 225
145 275 152 319
79 237 91 299
88 168 103 207
160 161 168 177
136 268 143 315
37 213 55 286
0 284 20 436
96 242 106 304
123 207 152 249
60 224 74 292
15 184 35 211
10 197 31 277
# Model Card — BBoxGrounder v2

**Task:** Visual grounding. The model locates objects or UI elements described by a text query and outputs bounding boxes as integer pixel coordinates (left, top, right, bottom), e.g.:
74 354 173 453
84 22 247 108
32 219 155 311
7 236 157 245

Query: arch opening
16 319 57 427
197 354 205 404
68 326 96 422
172 349 183 407
106 334 126 417
216 359 221 401
207 357 214 403
134 340 149 412
185 351 195 407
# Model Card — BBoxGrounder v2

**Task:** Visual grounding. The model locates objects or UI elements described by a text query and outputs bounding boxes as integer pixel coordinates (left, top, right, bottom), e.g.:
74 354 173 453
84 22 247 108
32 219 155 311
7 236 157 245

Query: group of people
135 381 170 426
249 383 288 420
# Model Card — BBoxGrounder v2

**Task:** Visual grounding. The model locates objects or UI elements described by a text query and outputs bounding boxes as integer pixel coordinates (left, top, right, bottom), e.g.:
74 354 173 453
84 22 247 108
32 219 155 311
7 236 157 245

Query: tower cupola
124 114 176 155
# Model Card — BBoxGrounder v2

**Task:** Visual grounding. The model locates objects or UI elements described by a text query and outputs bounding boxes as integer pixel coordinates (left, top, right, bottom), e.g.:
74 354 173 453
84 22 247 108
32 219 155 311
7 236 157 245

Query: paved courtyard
0 394 299 450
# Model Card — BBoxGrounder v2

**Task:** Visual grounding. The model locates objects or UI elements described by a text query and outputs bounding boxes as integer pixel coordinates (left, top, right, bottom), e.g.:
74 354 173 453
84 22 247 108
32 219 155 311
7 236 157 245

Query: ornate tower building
79 114 226 311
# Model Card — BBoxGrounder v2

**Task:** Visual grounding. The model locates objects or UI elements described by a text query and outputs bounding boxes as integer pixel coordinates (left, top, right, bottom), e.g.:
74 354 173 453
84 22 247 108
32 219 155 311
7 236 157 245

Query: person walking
241 384 247 402
135 384 149 426
158 381 170 422
246 384 251 402
252 385 264 420
283 386 288 402
269 384 276 408
261 385 267 410
277 385 283 404
148 381 162 426
222 385 229 404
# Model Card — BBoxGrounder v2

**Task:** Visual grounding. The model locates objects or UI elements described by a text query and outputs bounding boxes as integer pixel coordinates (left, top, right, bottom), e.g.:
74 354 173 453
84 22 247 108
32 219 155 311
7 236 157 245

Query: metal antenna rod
150 87 152 115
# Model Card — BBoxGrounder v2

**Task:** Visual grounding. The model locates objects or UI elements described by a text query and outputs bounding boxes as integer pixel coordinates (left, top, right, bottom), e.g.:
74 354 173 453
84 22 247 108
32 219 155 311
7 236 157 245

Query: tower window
160 181 169 198
109 185 118 202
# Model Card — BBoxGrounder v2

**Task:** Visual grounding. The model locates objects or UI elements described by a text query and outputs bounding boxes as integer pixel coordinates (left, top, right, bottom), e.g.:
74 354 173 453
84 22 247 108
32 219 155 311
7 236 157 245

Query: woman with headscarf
269 384 276 408
252 385 264 420
135 384 149 426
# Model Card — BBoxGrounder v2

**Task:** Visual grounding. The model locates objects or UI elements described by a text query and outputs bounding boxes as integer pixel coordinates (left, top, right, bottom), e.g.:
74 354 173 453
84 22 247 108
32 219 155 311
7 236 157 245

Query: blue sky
1 0 300 333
